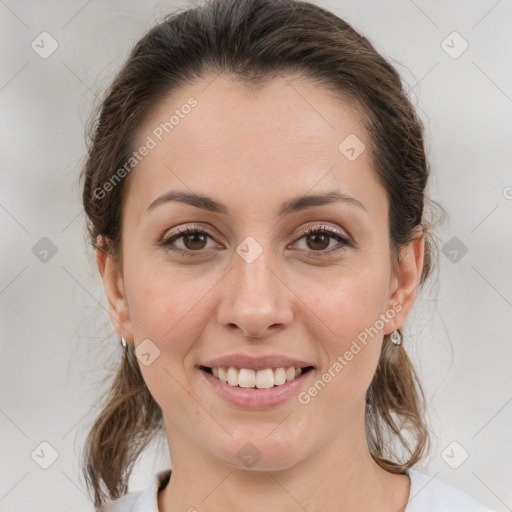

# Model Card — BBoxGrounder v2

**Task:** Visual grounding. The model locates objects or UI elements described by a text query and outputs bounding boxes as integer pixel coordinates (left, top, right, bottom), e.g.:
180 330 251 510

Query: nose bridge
217 234 292 337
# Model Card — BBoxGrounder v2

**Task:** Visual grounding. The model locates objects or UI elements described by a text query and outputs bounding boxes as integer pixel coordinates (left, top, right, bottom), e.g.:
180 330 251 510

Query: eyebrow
145 190 367 217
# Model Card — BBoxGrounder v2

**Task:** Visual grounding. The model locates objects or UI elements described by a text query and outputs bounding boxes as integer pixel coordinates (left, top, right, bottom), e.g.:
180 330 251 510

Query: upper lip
201 353 315 371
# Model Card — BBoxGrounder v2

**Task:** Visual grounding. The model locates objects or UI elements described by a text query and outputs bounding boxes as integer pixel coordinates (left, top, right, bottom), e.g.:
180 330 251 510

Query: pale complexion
98 73 424 512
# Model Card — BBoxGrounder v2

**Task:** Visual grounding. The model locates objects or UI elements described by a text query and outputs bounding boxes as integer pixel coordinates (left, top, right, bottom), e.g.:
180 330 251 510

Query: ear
383 227 425 335
96 237 133 343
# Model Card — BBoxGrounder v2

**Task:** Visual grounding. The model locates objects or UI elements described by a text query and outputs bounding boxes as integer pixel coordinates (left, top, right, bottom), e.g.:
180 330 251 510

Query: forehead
126 73 384 218
136 73 366 156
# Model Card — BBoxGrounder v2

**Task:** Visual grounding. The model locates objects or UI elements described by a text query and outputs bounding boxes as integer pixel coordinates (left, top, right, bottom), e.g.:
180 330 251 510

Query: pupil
308 233 328 250
185 233 207 250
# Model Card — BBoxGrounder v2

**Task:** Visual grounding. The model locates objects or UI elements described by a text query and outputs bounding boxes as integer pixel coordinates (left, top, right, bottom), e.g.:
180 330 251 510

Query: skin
97 73 424 512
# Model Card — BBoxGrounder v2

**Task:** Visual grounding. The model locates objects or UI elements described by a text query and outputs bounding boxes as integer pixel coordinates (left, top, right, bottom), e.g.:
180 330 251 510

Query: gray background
1 0 511 510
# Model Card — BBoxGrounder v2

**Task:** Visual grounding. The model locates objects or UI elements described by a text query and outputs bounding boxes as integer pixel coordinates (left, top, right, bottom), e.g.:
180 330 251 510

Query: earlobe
384 228 425 334
96 242 133 343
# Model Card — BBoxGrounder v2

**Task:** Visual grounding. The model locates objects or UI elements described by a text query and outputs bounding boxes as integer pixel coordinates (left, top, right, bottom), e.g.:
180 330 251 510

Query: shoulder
101 492 139 512
101 469 172 512
405 469 495 512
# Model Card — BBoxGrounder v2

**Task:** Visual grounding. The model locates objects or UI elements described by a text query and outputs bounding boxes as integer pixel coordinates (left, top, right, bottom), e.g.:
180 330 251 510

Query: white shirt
102 468 495 512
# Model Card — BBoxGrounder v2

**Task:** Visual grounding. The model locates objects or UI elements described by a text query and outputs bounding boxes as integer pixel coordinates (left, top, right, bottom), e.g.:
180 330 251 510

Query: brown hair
80 0 441 508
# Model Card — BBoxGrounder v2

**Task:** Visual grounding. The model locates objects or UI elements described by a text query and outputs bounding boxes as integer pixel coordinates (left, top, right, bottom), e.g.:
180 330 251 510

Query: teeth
240 368 258 388
274 367 287 385
209 366 306 388
227 367 238 386
218 367 228 383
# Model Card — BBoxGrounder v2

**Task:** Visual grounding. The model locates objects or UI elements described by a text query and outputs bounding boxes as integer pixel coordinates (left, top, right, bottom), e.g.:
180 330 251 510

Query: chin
211 430 308 472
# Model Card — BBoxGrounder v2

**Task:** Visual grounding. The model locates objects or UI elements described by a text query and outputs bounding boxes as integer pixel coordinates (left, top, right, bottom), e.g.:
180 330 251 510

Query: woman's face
100 74 423 471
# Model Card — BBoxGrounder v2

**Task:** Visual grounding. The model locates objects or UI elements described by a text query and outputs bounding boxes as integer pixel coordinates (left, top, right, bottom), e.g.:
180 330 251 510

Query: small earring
390 329 402 346
121 335 127 348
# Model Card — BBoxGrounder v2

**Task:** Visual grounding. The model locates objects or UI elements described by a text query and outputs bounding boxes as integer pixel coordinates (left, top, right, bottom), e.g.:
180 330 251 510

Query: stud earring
121 335 127 348
390 329 402 346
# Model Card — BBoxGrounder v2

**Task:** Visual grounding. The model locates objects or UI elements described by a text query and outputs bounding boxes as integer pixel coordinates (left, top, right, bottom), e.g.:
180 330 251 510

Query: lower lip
200 368 314 409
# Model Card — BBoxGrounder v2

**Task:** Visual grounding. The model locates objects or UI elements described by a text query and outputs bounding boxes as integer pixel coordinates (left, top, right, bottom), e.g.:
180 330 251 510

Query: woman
80 0 494 510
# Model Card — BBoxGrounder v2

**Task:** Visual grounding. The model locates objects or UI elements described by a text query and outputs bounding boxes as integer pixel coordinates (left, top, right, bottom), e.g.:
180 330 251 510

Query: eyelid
289 224 353 255
160 224 220 246
293 223 351 244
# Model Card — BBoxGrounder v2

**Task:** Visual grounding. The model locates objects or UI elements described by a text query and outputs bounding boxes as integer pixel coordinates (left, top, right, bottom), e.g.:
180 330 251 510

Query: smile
200 365 314 389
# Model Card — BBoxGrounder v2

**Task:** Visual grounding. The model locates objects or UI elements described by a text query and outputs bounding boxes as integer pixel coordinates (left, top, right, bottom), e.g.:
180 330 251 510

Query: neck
158 414 410 512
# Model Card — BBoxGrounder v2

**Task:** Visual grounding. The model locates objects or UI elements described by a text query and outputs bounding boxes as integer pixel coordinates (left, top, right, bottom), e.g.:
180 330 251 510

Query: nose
216 241 293 339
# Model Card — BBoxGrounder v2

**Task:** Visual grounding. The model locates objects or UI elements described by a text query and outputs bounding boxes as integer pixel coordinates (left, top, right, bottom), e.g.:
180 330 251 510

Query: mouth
200 365 315 389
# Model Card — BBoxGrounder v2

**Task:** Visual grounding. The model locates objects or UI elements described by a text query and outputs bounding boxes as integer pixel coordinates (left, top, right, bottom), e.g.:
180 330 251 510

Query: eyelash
159 224 352 258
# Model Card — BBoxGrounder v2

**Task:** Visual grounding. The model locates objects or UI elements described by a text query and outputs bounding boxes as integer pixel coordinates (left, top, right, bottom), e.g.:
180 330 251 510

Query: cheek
307 267 389 397
125 260 219 350
316 264 389 341
124 262 218 414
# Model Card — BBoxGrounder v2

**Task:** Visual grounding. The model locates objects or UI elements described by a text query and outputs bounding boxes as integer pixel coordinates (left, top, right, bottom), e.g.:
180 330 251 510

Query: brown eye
160 227 217 256
305 232 330 251
181 231 208 250
292 225 351 254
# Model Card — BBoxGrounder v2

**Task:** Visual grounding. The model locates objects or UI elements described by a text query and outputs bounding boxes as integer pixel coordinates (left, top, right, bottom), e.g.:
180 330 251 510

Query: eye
160 226 219 257
291 224 352 255
159 224 352 258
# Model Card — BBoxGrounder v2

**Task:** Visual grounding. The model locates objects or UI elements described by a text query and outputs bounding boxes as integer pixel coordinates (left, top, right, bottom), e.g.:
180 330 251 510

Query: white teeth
208 366 306 388
227 367 238 386
255 368 274 389
218 367 228 383
239 368 256 388
274 367 287 385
